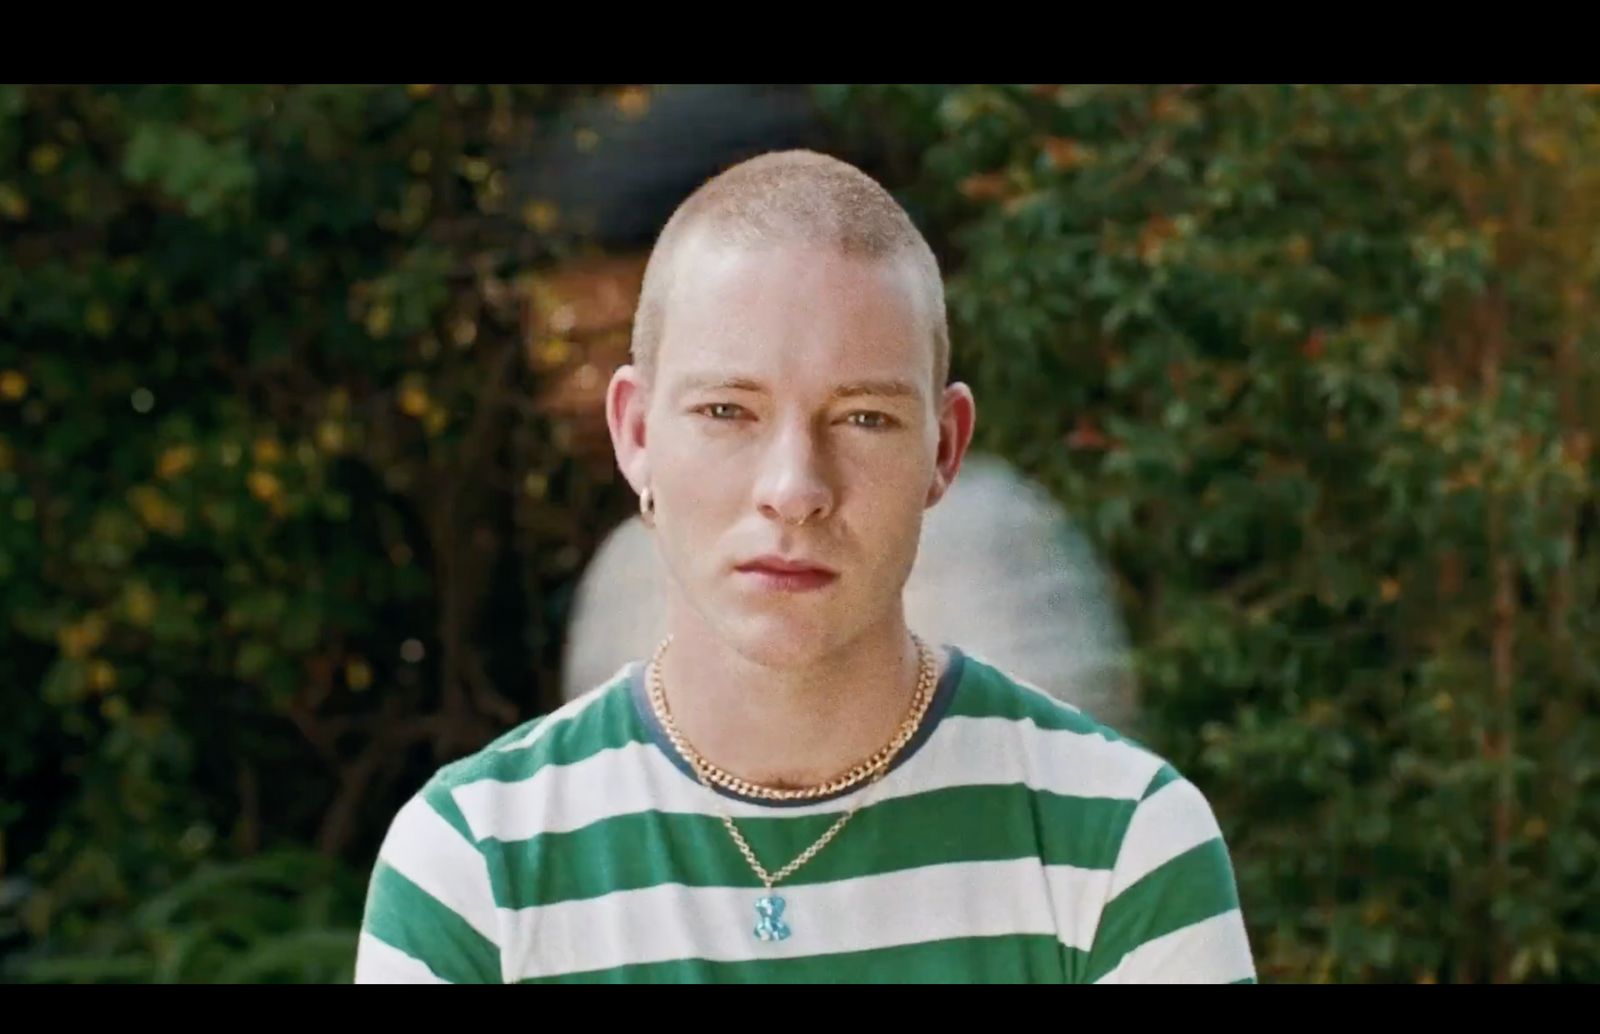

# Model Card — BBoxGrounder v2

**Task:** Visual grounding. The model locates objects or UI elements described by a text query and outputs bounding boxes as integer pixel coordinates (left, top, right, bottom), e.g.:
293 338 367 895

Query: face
607 237 976 669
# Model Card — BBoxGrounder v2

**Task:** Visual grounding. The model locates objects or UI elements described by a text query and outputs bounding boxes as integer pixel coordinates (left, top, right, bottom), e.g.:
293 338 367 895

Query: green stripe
487 784 1136 908
361 861 500 984
518 934 1081 984
1141 764 1182 800
435 679 646 788
948 656 1133 737
950 656 1161 756
1085 839 1243 983
946 659 1088 728
422 779 480 844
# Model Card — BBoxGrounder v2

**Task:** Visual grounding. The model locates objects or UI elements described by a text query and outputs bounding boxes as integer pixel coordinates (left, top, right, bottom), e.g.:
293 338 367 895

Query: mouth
735 555 839 592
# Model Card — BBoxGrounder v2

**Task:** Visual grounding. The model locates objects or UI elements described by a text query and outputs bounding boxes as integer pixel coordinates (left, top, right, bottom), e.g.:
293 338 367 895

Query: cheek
842 453 931 535
654 439 745 530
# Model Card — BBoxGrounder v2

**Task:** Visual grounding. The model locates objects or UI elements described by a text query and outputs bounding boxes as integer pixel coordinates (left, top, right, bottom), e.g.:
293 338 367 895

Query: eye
844 411 896 430
696 402 748 421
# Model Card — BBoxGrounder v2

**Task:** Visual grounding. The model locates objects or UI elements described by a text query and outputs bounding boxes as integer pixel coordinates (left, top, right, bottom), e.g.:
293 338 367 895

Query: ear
926 381 977 508
606 364 651 495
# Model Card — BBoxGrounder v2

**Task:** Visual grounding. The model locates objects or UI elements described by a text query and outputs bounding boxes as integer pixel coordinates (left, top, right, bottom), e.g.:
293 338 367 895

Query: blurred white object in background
560 453 1139 731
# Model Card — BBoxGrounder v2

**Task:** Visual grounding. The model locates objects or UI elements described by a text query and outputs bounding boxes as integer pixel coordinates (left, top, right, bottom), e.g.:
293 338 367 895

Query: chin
714 611 853 671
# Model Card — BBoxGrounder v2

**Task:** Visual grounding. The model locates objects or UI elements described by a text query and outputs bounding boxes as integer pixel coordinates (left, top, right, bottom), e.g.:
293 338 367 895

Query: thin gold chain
710 773 876 888
646 634 936 888
646 634 936 801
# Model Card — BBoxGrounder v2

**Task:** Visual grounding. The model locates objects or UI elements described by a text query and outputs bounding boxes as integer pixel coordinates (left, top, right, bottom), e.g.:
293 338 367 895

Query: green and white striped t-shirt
355 648 1257 984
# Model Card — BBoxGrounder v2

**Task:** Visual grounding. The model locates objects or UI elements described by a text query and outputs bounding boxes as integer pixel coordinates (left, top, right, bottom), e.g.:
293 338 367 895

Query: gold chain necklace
647 634 936 801
645 634 937 941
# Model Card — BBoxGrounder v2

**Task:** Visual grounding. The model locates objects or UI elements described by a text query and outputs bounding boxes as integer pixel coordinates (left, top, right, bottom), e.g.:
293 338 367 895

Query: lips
735 554 839 592
737 555 837 576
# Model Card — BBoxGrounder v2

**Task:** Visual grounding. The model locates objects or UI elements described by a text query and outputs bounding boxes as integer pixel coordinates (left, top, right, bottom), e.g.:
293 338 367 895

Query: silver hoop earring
640 488 655 525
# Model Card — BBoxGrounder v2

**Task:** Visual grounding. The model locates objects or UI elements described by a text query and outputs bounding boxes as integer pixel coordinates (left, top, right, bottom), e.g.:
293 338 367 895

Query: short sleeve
354 786 504 984
1085 767 1257 984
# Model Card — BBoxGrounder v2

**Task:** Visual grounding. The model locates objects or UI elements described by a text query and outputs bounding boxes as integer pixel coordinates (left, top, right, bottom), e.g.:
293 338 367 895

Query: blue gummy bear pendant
754 894 791 942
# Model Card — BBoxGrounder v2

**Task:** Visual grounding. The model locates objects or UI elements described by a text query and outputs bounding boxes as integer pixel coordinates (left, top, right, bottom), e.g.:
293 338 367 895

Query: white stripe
503 858 1108 981
378 796 501 949
980 714 1161 800
1108 779 1223 898
354 932 451 984
496 669 623 752
455 714 1164 844
458 740 687 842
1045 864 1115 953
1093 909 1256 984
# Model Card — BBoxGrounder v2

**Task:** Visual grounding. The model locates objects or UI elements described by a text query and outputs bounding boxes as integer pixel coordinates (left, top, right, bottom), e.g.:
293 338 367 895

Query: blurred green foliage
3 84 1598 983
0 83 633 981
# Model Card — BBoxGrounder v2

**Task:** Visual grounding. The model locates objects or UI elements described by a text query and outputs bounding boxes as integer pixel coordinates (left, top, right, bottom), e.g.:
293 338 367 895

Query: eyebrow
675 375 766 396
831 378 921 401
674 374 922 401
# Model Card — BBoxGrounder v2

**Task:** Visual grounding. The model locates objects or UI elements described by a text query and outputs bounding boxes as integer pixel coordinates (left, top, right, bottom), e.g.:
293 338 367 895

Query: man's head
606 150 976 669
629 149 951 390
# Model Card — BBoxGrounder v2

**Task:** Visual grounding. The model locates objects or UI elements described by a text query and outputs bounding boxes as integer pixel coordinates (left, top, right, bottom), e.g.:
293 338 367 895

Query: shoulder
939 649 1253 982
357 665 645 982
946 649 1177 804
371 664 641 864
942 651 1257 982
945 649 1238 891
411 666 643 837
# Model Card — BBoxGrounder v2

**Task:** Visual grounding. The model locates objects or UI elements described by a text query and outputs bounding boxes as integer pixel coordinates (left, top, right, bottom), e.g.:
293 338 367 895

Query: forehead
656 236 933 395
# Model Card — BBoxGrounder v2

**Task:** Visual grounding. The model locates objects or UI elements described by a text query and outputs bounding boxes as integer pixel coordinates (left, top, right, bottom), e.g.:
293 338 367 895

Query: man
355 150 1256 984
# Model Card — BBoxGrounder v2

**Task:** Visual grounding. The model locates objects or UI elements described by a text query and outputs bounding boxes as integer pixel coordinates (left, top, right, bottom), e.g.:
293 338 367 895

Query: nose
754 423 835 527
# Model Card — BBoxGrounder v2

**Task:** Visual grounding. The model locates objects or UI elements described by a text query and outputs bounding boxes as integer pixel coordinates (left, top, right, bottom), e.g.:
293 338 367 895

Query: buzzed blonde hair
630 150 950 388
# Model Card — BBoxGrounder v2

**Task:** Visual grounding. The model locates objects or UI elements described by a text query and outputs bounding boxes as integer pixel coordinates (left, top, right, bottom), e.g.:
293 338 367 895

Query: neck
654 610 941 790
